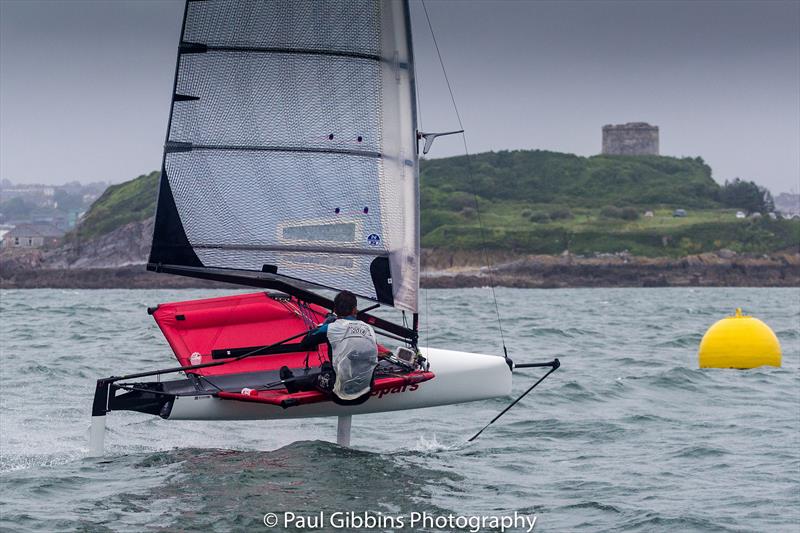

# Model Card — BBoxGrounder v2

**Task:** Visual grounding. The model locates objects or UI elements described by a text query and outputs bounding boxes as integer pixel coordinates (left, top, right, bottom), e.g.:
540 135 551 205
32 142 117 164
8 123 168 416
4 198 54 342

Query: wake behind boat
89 0 558 455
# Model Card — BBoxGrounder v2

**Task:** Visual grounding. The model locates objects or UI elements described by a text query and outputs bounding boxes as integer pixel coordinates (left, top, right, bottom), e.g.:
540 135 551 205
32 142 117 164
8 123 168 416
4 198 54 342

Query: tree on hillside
0 197 34 219
54 189 85 212
719 178 774 213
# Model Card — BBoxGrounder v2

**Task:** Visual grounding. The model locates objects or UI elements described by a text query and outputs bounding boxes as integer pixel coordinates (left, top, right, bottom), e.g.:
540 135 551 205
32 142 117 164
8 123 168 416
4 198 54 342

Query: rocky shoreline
3 216 796 289
2 249 797 289
422 251 800 288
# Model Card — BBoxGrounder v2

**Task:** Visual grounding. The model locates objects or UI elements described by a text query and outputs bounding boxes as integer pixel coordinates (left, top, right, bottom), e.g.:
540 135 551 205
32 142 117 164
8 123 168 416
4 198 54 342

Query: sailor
285 290 380 405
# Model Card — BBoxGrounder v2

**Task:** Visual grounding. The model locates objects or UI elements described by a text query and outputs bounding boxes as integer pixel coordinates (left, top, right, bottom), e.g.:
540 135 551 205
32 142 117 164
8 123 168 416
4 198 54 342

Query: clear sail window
282 223 356 242
285 254 355 269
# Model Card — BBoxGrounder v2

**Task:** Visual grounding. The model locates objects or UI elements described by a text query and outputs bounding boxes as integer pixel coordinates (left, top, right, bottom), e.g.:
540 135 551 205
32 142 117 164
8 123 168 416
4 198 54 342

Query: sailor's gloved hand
322 313 337 325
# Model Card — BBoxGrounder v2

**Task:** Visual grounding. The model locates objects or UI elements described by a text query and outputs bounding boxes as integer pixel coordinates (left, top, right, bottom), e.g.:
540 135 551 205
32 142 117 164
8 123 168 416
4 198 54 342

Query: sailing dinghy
89 0 558 455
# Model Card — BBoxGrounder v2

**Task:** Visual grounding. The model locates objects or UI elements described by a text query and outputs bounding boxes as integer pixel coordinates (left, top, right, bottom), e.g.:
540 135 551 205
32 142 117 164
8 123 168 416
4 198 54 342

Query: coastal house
0 224 14 241
1 223 63 249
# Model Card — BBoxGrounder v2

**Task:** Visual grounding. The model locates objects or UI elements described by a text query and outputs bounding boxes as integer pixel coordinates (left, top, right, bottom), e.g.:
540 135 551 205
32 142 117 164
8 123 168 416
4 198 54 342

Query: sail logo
366 233 381 246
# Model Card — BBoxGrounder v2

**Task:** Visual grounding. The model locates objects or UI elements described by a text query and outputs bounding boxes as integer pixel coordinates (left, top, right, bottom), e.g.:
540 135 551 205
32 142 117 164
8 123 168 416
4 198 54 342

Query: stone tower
602 122 659 155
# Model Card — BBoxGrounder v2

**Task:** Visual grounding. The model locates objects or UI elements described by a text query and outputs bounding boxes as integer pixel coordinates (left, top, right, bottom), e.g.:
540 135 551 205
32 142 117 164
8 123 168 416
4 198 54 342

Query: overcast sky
1 0 798 193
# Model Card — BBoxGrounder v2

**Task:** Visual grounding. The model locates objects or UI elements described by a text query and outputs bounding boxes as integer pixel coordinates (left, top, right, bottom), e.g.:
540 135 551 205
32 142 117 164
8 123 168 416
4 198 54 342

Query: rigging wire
297 299 327 367
467 359 560 442
424 287 430 351
420 0 507 353
412 13 428 351
415 57 424 131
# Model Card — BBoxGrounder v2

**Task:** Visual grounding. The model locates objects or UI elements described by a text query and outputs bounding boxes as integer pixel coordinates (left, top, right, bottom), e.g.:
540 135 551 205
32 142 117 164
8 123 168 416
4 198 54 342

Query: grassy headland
68 170 159 241
421 150 719 208
420 150 798 257
422 205 799 257
66 151 799 257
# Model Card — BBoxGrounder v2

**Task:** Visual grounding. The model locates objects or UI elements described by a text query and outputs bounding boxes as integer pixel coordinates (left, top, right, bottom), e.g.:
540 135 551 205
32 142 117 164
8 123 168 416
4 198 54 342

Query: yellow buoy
698 308 781 369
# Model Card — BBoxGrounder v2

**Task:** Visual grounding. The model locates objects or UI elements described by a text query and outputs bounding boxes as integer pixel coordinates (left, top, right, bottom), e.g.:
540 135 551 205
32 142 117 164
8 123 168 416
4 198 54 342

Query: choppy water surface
0 288 798 532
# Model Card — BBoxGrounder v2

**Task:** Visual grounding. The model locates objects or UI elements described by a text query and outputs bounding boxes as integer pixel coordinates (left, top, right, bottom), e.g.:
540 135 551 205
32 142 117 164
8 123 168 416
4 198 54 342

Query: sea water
0 287 798 532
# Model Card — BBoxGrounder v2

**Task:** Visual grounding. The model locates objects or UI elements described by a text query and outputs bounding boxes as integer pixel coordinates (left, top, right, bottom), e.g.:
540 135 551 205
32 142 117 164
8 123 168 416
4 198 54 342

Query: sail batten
190 244 391 256
179 42 385 62
164 142 383 158
149 0 419 311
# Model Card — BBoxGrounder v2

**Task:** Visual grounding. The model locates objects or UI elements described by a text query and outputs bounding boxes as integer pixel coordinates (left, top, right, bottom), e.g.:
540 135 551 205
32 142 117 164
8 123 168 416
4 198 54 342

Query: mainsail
148 0 419 312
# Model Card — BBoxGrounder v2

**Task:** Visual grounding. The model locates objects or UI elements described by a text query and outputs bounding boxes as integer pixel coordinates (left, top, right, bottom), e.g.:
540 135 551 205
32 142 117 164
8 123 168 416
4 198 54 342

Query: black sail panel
148 0 419 312
149 168 202 268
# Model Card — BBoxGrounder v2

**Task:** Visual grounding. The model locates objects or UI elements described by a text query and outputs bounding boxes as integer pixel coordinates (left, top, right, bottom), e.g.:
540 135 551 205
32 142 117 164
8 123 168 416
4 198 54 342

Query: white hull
166 347 511 420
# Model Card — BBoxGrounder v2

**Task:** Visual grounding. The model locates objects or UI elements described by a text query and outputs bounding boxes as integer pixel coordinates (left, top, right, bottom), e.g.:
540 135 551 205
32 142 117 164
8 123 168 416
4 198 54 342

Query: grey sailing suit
300 317 379 401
